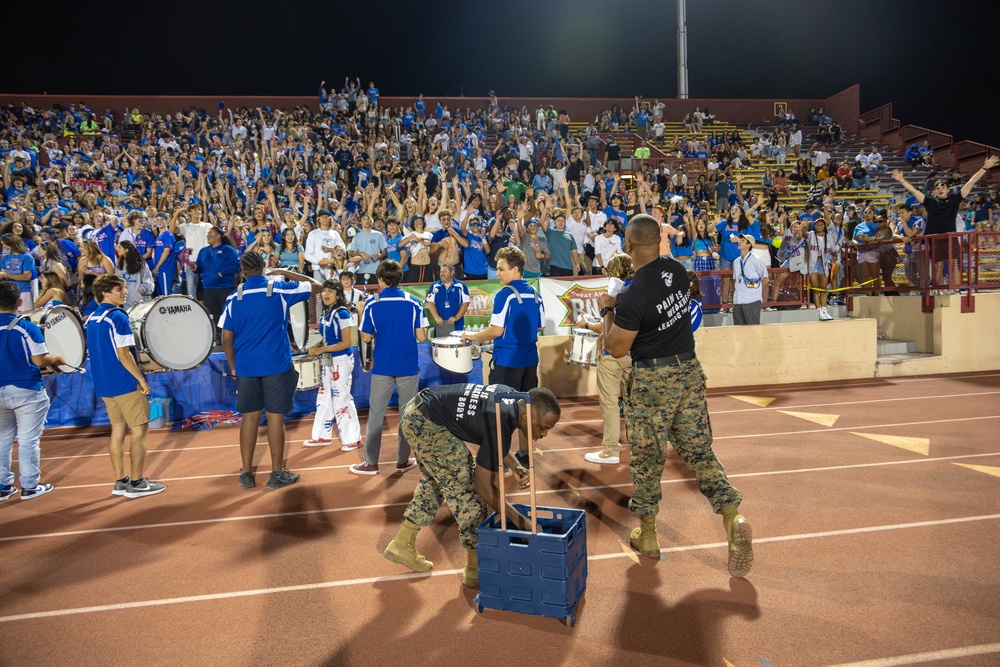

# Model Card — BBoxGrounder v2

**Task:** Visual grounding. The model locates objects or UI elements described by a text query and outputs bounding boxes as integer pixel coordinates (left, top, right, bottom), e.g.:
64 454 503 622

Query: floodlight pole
677 0 689 99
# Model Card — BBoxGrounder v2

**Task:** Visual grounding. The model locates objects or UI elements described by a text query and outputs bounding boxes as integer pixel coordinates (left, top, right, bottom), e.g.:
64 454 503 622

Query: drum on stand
431 335 476 374
568 327 600 367
293 355 322 391
28 305 87 373
127 295 214 372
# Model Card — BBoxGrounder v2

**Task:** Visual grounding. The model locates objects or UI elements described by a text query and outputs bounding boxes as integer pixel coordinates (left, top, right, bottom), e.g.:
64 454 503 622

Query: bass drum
27 305 87 373
128 295 214 372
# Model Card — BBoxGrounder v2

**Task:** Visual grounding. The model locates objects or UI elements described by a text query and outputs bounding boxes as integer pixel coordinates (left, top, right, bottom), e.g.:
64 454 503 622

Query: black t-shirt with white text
613 256 695 361
416 383 519 472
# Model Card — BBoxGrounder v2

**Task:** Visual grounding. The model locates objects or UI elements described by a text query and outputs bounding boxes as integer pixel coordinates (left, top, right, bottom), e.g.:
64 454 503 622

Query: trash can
149 397 173 429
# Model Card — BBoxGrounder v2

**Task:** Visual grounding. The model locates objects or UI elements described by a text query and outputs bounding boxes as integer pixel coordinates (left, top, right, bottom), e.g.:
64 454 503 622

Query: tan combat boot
629 515 661 558
383 519 434 572
722 505 754 577
461 548 479 588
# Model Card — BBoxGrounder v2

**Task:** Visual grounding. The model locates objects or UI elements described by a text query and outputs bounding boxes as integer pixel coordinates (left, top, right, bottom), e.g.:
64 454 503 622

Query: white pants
311 354 361 446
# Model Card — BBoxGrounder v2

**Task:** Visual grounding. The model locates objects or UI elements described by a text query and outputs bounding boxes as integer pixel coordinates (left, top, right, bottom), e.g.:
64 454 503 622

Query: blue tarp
43 345 483 428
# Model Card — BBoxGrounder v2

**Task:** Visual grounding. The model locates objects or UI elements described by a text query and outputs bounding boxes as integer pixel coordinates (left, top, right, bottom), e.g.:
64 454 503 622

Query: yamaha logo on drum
44 313 67 328
159 304 193 315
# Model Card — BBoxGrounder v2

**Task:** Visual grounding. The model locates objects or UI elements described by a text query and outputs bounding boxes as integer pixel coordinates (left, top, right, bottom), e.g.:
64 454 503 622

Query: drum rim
129 296 214 372
32 305 87 370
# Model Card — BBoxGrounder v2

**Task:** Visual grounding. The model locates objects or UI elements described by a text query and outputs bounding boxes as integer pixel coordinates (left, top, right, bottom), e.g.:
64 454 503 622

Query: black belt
633 350 697 369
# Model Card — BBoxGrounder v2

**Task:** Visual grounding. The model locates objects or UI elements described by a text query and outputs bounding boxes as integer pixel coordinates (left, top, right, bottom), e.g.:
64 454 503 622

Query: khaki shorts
102 389 150 427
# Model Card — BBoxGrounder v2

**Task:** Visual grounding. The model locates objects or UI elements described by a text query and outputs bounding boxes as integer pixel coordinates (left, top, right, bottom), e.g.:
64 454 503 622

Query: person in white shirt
304 210 346 281
566 205 592 274
732 234 770 325
868 147 885 174
593 220 623 274
854 150 869 169
652 122 665 139
168 204 212 297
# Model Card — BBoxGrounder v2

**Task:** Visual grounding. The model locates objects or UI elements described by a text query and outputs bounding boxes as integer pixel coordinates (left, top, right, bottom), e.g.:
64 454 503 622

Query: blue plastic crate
474 504 587 626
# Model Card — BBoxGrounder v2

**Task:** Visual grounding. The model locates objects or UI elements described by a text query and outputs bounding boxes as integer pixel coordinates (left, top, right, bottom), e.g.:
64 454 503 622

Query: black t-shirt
613 256 695 361
922 192 962 236
417 383 519 472
607 141 620 161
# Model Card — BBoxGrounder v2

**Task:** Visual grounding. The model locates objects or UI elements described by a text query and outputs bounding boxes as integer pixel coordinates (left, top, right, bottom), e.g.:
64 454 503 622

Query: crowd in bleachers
2 83 999 324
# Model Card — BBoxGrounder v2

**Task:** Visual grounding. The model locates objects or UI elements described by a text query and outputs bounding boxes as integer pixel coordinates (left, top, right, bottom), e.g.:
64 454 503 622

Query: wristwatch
600 306 614 318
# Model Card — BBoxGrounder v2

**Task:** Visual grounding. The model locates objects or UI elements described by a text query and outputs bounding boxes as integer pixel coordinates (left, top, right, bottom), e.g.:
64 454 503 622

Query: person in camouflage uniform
599 215 753 577
383 384 561 589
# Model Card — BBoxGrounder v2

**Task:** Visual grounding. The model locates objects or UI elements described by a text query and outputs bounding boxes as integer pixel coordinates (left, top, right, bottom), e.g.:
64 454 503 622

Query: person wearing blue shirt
414 95 426 118
84 275 166 499
0 234 35 311
452 216 490 280
461 246 544 465
349 260 428 477
90 212 117 262
219 255 321 490
426 265 470 336
348 215 388 284
305 280 362 450
384 219 406 266
367 83 380 107
151 217 176 296
191 226 241 344
0 281 66 501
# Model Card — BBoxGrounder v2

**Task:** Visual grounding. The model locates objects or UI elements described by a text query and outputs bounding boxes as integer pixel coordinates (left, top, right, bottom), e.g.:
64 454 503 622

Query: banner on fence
400 279 544 332
538 277 611 335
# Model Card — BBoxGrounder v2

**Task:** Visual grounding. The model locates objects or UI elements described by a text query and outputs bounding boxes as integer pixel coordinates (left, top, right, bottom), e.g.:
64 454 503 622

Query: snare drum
128 295 214 372
294 356 322 390
288 301 308 352
431 336 474 374
27 305 87 373
569 327 600 367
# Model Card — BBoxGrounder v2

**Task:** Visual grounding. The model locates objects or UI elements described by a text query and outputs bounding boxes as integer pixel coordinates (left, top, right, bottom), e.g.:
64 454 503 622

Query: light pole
677 0 689 99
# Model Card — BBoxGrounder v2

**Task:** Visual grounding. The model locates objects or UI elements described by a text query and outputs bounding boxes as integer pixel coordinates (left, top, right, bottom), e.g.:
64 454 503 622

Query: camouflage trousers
624 359 742 517
399 399 488 550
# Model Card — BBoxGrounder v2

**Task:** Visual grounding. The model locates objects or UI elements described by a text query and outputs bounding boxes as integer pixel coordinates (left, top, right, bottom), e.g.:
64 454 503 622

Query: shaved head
625 214 660 246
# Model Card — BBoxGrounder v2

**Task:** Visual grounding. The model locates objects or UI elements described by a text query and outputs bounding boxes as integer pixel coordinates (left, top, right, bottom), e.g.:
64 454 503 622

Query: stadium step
877 339 916 356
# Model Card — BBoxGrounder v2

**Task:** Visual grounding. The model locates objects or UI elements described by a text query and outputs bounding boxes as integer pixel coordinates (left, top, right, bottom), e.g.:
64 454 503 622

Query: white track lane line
1 512 998 625
819 642 1000 667
5 450 999 542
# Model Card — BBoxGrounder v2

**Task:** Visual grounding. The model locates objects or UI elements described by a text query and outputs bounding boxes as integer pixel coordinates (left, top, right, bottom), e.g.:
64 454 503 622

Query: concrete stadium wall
482 293 999 396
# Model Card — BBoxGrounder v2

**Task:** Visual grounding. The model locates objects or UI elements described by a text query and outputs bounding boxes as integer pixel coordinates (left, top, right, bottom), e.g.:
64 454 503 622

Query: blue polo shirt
85 303 139 398
321 306 354 358
154 230 176 275
489 280 543 368
0 313 47 391
427 279 470 330
217 276 312 377
360 287 428 377
91 223 116 261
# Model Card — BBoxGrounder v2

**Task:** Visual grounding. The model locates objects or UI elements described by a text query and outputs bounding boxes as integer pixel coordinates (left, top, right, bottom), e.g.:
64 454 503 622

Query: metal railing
844 232 1000 313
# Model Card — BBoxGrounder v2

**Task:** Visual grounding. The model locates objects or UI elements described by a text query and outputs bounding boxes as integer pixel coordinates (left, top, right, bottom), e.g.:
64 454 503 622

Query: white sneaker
584 451 620 465
819 307 834 321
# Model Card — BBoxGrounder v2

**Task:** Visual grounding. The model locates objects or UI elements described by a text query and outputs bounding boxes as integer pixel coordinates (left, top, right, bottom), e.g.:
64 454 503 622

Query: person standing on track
348 259 427 476
382 384 561 588
0 280 66 501
304 280 363 450
219 253 322 490
85 274 166 499
598 214 753 577
461 246 544 466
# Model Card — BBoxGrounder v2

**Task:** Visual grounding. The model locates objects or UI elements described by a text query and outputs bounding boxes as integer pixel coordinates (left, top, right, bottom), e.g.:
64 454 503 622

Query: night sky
6 0 998 146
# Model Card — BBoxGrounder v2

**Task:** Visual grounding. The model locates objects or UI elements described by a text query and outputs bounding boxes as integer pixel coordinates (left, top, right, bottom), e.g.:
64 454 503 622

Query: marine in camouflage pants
624 359 742 517
399 399 489 550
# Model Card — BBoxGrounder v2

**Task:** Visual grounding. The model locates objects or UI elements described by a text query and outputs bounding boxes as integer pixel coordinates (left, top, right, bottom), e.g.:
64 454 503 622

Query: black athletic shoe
514 450 529 467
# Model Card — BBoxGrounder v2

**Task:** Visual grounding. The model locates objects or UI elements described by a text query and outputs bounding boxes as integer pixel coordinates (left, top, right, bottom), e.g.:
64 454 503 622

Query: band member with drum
425 264 469 337
348 259 427 476
0 280 67 501
219 253 321 490
383 384 560 588
304 280 363 451
598 215 753 577
461 246 544 465
578 252 634 466
85 275 166 499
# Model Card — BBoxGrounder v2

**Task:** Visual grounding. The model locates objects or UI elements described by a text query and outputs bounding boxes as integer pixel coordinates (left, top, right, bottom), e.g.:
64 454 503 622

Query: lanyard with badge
739 256 761 290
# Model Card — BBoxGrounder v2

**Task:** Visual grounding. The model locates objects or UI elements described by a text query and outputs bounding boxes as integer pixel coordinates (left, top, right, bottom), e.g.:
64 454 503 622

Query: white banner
539 277 611 335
